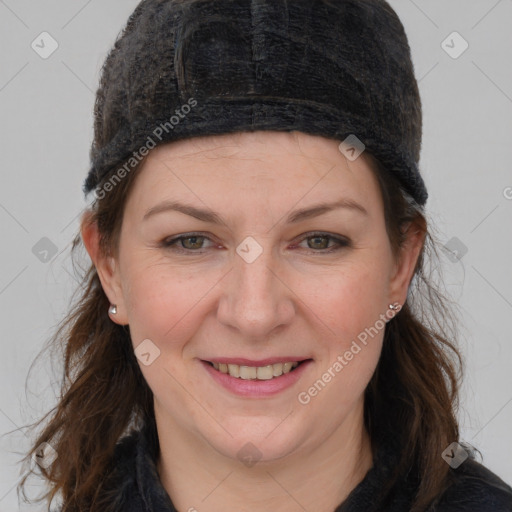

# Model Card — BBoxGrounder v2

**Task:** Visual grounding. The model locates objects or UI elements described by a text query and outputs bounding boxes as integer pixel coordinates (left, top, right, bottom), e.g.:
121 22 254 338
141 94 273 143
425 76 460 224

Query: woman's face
85 130 421 463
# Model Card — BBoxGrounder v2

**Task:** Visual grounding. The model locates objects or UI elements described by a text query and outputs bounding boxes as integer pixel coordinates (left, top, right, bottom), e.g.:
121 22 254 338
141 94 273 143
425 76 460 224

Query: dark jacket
98 420 512 512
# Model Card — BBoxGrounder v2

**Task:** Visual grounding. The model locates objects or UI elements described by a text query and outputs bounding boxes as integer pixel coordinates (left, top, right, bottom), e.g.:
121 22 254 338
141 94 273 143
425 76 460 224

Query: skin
81 130 424 512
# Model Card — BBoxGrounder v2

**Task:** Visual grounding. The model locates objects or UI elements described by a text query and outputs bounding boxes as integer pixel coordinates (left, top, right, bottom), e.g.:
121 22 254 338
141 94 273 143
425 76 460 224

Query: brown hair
10 147 464 512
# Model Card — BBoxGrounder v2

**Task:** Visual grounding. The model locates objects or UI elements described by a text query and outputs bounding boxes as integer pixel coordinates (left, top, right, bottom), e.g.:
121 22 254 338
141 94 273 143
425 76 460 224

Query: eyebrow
142 198 368 224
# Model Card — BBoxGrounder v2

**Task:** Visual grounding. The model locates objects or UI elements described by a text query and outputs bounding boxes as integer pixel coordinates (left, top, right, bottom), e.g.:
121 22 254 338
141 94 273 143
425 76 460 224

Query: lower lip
200 360 313 398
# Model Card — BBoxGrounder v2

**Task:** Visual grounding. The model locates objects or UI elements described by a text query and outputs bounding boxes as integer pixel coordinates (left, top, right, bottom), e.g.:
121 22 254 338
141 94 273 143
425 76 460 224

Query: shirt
98 419 512 512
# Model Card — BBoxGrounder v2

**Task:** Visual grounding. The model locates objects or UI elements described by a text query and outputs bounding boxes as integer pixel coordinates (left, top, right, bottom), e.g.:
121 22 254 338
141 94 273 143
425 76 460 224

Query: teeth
227 364 240 378
282 362 293 373
211 361 300 380
239 366 257 380
272 363 283 376
256 365 274 380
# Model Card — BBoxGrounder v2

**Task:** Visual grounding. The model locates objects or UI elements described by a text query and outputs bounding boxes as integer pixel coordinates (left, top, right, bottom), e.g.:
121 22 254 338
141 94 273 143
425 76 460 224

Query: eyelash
160 231 350 255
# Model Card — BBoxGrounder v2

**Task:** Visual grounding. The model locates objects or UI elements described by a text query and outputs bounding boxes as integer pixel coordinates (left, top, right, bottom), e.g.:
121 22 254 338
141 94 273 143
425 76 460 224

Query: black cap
84 0 428 206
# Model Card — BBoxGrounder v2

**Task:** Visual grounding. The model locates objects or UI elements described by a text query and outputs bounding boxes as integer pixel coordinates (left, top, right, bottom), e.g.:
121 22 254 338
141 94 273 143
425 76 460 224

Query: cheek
303 262 389 395
122 264 209 411
296 267 387 420
306 261 390 338
124 268 195 346
121 255 226 365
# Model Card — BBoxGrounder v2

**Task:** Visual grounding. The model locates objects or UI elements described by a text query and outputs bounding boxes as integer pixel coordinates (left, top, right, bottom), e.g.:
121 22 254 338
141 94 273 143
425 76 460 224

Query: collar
118 418 417 512
112 417 512 512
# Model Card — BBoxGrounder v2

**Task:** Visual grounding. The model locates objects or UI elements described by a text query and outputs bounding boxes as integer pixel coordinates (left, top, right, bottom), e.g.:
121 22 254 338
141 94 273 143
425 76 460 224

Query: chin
200 417 311 465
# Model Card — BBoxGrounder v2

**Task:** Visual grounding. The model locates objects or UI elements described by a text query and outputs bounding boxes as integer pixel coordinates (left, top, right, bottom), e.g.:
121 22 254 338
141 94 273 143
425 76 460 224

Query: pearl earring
108 304 117 315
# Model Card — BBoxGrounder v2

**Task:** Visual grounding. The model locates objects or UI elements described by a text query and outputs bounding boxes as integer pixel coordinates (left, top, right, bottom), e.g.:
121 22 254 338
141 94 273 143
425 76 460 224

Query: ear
388 218 426 308
80 210 129 326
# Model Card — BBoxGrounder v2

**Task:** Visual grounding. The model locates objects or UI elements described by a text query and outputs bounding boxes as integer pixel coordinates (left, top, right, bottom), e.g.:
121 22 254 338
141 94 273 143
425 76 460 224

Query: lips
200 358 313 397
201 357 312 381
204 357 310 366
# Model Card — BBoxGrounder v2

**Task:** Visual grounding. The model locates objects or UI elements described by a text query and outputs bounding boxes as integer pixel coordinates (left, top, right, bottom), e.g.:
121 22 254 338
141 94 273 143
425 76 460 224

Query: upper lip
203 357 312 366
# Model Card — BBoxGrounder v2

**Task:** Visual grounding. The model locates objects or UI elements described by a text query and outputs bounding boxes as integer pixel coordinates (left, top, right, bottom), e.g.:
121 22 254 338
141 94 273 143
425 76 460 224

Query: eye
160 231 350 255
161 233 213 253
295 232 350 253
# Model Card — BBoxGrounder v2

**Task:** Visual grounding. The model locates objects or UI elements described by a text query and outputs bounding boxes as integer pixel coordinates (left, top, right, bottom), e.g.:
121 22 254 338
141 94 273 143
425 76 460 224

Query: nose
216 239 295 340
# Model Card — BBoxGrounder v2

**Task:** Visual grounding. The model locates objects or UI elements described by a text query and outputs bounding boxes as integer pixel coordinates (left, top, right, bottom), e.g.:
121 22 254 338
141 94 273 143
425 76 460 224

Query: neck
155 400 373 512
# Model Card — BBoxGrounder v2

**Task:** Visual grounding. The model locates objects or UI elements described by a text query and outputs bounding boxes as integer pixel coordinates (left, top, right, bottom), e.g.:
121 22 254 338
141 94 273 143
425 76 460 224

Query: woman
17 0 512 511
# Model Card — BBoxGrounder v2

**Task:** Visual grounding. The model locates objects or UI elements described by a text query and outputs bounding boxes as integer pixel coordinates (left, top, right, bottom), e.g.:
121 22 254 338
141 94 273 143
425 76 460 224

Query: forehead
125 131 383 217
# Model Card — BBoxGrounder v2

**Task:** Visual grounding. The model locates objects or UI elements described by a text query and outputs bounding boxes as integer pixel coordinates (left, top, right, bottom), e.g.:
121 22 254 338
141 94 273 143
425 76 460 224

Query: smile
200 358 313 397
208 361 300 380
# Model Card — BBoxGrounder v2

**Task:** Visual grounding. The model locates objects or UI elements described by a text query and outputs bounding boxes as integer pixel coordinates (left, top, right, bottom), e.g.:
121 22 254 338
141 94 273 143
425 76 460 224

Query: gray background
1 0 511 510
